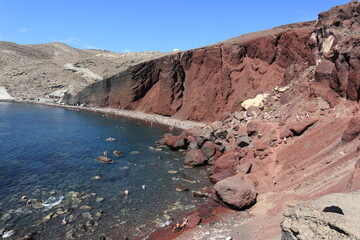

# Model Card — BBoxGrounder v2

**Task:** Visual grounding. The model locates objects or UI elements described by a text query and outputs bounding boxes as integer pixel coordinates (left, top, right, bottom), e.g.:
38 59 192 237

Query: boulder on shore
165 135 188 150
214 174 257 210
184 149 207 166
201 141 216 159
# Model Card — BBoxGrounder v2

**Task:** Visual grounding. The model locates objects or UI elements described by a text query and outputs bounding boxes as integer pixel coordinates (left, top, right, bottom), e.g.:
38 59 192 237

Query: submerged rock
176 183 189 192
129 151 140 155
2 230 15 239
113 150 123 156
105 137 116 141
96 156 113 163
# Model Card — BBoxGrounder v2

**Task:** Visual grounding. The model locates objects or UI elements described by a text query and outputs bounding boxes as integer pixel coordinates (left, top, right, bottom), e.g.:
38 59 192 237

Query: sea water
0 102 211 239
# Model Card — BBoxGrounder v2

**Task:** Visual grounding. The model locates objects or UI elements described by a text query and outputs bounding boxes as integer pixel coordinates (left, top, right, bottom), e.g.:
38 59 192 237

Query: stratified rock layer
281 191 360 240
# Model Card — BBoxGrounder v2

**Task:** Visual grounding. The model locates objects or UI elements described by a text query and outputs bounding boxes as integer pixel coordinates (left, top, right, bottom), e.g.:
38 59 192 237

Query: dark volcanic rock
184 149 207 166
214 174 257 210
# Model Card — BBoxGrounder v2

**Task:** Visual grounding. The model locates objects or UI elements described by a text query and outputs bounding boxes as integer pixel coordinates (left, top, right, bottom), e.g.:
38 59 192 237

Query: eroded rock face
67 22 315 122
214 174 257 210
342 116 360 142
313 0 360 102
281 191 360 240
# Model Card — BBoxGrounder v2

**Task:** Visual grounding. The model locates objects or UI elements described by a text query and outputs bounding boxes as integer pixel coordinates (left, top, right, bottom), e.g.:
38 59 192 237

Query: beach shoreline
0 99 207 130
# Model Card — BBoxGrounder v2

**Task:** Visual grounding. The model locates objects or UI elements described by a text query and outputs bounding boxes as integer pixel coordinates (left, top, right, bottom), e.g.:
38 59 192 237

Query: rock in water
214 174 257 210
96 156 113 163
113 150 123 156
105 137 116 141
281 191 360 239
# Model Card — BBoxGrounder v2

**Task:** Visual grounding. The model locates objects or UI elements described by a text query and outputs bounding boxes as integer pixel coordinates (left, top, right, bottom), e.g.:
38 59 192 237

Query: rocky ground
149 1 360 239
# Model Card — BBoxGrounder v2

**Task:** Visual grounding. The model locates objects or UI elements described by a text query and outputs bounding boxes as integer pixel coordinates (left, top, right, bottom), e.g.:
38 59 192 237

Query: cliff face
313 0 360 102
67 23 315 121
66 1 359 123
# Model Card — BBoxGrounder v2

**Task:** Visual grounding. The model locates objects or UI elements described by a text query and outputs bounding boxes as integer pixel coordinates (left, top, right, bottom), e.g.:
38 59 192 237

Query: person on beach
172 217 188 232
103 151 108 157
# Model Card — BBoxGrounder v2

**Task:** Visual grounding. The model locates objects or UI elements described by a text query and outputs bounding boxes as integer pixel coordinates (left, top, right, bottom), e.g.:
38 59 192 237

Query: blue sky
0 0 351 53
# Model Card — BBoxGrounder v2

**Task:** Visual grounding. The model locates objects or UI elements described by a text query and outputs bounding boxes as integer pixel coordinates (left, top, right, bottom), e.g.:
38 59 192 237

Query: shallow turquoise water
0 102 210 239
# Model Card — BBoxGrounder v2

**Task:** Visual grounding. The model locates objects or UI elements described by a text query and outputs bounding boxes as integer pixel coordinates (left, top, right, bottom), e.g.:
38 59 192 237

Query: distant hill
0 41 166 100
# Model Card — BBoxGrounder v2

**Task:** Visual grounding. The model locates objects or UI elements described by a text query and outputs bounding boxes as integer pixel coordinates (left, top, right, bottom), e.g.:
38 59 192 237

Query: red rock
314 60 337 84
214 174 257 210
254 139 268 151
342 116 360 142
235 162 252 175
247 120 261 136
209 171 233 184
201 141 216 159
186 211 201 228
314 0 359 101
184 149 207 166
70 22 315 122
165 135 188 150
289 118 318 136
213 150 239 174
279 129 293 139
186 135 196 143
185 127 202 138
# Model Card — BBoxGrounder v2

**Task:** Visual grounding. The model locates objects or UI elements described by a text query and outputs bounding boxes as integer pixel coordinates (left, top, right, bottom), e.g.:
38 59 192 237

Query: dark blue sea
0 102 210 239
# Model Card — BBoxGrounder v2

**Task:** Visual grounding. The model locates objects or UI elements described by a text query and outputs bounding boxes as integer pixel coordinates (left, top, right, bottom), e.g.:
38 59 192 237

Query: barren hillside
0 41 166 99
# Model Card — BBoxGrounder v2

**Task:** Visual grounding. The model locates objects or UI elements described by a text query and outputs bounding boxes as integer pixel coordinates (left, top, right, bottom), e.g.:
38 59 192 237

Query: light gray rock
281 191 360 240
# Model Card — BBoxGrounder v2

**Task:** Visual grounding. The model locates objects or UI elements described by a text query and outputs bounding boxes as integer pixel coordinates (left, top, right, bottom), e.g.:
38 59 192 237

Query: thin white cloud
122 49 131 53
56 37 77 44
20 28 29 33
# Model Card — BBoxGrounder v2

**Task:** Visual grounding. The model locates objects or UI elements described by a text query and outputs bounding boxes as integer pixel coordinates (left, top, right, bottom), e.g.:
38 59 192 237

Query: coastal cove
0 102 211 239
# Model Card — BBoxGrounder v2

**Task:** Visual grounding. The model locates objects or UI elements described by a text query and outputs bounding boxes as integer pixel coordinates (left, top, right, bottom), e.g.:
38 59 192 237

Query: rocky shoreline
0 99 206 130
